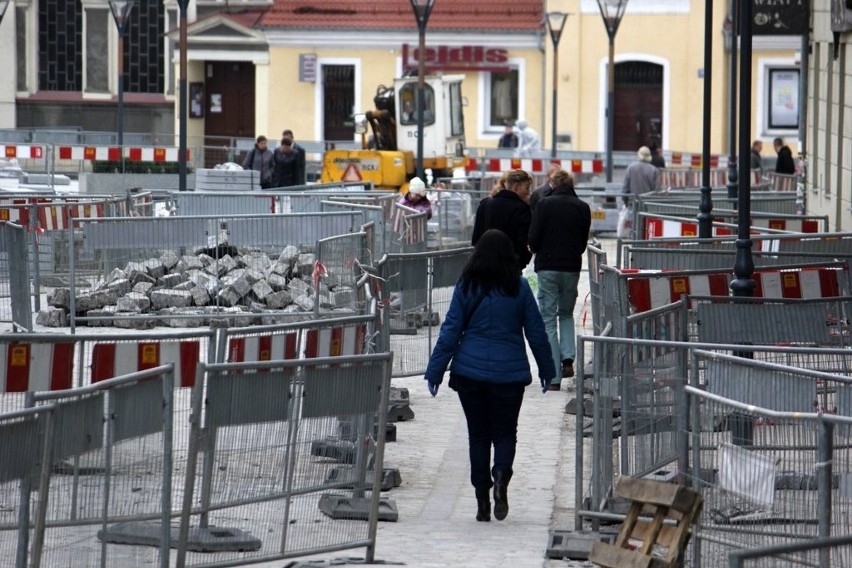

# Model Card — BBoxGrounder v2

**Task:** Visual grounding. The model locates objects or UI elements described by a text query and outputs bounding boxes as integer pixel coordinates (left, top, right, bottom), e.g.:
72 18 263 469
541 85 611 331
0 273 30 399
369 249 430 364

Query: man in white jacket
514 119 541 157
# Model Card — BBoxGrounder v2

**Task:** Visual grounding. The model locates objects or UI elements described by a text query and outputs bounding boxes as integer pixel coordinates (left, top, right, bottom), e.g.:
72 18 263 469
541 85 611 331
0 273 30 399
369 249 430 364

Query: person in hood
514 119 541 157
424 229 555 523
397 176 433 219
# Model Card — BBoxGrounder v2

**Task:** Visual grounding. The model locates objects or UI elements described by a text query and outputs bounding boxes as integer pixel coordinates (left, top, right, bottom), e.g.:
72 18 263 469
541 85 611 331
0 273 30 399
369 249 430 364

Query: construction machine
320 74 467 190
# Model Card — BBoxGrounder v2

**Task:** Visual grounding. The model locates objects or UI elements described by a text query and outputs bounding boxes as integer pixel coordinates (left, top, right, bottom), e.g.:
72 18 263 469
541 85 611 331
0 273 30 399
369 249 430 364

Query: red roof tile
260 0 544 32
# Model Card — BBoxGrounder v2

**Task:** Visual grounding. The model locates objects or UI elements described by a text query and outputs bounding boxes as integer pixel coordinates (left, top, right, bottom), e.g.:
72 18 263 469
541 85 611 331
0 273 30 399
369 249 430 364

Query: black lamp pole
0 3 9 28
596 0 629 184
109 0 137 151
726 0 739 199
410 0 435 182
178 0 190 191
546 12 568 160
731 0 755 298
697 0 714 238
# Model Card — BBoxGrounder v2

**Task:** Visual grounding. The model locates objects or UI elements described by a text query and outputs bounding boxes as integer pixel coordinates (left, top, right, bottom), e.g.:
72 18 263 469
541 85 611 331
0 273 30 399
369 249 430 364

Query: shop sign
752 0 808 36
401 44 509 73
300 54 317 82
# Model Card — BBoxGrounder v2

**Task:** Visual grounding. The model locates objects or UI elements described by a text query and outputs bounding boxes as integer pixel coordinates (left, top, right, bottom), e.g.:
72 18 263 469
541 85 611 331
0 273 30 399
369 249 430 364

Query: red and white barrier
0 342 74 392
37 202 106 231
467 157 604 174
624 267 845 313
91 340 200 387
644 217 818 240
57 145 189 163
1 145 44 159
305 325 367 358
227 333 298 363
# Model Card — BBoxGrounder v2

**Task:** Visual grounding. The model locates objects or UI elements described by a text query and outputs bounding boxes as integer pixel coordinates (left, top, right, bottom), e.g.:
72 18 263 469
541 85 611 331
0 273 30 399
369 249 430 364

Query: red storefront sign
402 44 510 73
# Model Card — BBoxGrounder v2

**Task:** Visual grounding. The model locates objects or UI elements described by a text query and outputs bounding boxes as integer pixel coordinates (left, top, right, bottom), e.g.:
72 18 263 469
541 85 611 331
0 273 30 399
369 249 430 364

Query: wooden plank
615 477 700 513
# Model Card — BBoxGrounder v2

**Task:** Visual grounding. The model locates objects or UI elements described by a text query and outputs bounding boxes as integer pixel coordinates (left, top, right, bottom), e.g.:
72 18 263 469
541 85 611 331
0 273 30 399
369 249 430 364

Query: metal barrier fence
572 336 852 567
7 365 176 568
633 191 800 223
177 353 393 567
378 246 471 377
389 203 428 255
635 211 797 241
0 222 32 331
616 232 852 270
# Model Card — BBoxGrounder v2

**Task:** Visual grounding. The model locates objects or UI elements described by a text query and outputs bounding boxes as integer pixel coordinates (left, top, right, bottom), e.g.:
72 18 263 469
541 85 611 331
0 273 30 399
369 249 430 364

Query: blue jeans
451 373 525 490
536 271 580 384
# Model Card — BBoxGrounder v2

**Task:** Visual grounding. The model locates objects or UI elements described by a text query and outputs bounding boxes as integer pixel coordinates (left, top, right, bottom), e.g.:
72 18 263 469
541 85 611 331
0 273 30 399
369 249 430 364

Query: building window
766 68 799 131
38 0 83 91
487 69 518 128
398 82 435 126
126 3 166 94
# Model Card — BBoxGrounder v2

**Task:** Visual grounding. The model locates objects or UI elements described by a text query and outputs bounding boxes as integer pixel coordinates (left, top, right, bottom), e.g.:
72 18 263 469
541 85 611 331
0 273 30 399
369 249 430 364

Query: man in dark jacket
528 163 560 212
528 169 591 389
471 169 533 271
272 129 306 187
773 137 796 174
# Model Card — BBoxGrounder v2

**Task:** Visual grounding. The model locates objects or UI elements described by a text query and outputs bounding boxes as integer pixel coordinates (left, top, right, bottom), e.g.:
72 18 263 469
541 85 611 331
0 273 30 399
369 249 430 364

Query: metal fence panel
0 223 32 330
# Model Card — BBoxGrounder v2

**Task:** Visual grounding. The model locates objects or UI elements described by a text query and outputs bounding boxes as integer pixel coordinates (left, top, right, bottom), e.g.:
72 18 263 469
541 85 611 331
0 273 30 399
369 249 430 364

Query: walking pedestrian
272 129 306 187
242 135 274 189
528 163 561 212
397 176 433 219
424 229 556 522
471 169 534 271
622 146 659 206
528 169 591 389
497 122 518 149
751 139 765 179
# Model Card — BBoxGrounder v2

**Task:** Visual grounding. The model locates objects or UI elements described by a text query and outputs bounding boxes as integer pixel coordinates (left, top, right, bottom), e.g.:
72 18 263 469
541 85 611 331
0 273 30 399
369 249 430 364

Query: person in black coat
528 169 591 389
497 123 518 149
773 137 796 175
272 130 306 187
471 169 533 272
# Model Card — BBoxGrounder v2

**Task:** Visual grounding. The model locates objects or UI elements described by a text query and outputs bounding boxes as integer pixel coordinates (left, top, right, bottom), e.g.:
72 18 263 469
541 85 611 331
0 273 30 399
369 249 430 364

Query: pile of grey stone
36 245 360 328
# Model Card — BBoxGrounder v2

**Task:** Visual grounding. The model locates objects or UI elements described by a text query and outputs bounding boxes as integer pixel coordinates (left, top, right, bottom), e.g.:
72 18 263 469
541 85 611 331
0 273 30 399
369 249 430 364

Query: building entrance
322 65 355 143
613 61 663 151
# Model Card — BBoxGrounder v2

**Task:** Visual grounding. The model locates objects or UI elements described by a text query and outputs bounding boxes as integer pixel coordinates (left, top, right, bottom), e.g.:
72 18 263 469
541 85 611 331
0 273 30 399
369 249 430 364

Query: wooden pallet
589 477 703 568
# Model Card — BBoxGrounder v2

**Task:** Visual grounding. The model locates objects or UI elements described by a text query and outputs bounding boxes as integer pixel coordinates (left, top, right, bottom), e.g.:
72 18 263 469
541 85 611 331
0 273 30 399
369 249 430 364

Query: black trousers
450 373 525 491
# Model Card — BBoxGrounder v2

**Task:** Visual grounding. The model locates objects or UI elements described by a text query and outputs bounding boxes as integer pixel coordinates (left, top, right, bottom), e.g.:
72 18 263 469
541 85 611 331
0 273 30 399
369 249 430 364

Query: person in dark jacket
242 135 275 189
528 163 561 212
497 123 518 149
528 169 592 389
272 130 306 187
470 169 533 271
424 229 555 523
773 137 796 174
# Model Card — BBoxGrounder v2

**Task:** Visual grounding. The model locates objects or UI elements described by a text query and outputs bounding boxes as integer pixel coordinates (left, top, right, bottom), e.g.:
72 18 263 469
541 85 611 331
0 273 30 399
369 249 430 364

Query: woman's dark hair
461 229 520 297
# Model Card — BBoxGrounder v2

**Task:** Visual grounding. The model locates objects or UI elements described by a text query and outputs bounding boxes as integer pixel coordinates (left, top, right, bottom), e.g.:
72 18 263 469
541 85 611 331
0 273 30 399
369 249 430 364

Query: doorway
322 65 355 143
204 61 255 139
613 61 663 151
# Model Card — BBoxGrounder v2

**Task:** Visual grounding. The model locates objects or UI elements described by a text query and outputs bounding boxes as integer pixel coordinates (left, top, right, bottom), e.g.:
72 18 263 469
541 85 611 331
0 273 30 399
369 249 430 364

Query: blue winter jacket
424 277 555 385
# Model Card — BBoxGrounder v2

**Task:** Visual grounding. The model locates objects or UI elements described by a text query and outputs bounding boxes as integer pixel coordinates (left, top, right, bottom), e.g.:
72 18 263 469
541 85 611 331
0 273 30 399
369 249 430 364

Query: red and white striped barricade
91 340 201 387
467 157 604 175
305 324 367 358
226 332 299 363
0 341 74 392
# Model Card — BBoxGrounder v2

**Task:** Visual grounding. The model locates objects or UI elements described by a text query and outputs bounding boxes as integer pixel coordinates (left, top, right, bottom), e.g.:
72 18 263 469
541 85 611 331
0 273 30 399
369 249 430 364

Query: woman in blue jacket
424 229 555 522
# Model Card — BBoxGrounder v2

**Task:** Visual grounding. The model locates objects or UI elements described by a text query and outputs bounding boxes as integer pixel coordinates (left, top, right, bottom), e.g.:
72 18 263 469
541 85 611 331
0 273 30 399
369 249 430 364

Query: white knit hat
408 176 426 195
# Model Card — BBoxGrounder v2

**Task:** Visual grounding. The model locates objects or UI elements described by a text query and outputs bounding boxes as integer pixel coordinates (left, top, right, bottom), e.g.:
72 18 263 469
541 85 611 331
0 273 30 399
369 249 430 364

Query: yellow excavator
320 74 468 191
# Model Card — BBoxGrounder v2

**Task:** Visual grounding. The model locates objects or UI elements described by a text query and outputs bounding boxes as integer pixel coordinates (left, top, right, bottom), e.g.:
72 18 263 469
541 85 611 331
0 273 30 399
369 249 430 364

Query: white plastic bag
616 204 633 239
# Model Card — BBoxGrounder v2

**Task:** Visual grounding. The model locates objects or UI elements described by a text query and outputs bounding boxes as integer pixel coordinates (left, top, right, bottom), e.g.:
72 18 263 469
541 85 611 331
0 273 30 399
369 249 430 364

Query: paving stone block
545 529 616 560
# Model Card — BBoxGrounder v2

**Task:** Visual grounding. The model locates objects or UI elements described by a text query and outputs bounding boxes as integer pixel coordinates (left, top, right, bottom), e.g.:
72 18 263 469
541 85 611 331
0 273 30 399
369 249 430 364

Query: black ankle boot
475 489 491 522
493 471 509 521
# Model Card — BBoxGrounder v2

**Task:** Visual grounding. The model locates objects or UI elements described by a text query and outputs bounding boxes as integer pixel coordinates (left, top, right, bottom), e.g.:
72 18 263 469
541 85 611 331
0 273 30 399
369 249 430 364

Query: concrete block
324 466 403 491
318 494 398 522
386 403 415 422
98 521 262 552
545 529 616 560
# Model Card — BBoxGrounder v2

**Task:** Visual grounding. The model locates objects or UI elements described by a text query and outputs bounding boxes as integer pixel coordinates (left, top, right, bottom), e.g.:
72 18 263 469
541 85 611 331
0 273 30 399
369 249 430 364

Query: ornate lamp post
596 0 629 183
725 2 739 199
545 12 569 160
697 0 714 238
410 0 435 181
177 0 190 191
108 0 138 149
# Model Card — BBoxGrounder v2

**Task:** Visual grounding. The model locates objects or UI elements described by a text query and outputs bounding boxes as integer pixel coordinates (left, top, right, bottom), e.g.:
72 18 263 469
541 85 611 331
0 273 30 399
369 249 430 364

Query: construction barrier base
545 529 616 560
325 466 402 492
318 494 399 522
97 521 262 552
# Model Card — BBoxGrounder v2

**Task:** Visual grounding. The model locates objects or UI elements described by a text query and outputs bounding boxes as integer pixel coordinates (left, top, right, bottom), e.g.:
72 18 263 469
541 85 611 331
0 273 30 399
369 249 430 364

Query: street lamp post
177 0 190 192
697 0 714 238
0 2 10 25
108 0 138 151
410 0 435 181
726 2 739 199
545 12 568 160
596 0 629 183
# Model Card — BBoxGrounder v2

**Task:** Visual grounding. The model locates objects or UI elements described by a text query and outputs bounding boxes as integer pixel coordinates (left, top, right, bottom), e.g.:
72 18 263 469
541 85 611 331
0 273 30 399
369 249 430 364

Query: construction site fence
634 207 826 241
377 246 472 378
615 231 852 270
0 222 32 331
0 364 176 568
0 313 389 567
573 335 852 567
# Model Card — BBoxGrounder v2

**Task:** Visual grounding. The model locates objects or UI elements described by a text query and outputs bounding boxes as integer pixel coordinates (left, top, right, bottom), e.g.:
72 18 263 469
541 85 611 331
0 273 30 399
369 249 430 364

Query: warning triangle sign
341 163 363 182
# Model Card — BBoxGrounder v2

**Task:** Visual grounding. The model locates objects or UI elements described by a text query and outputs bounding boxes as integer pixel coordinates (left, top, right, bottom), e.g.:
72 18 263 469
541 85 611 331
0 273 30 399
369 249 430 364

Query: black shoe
562 359 575 378
548 383 561 391
493 472 509 521
475 488 491 522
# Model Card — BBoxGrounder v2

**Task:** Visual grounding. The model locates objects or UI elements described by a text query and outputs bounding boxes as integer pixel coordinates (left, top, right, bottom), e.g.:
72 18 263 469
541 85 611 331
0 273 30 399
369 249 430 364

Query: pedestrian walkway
271 238 617 568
